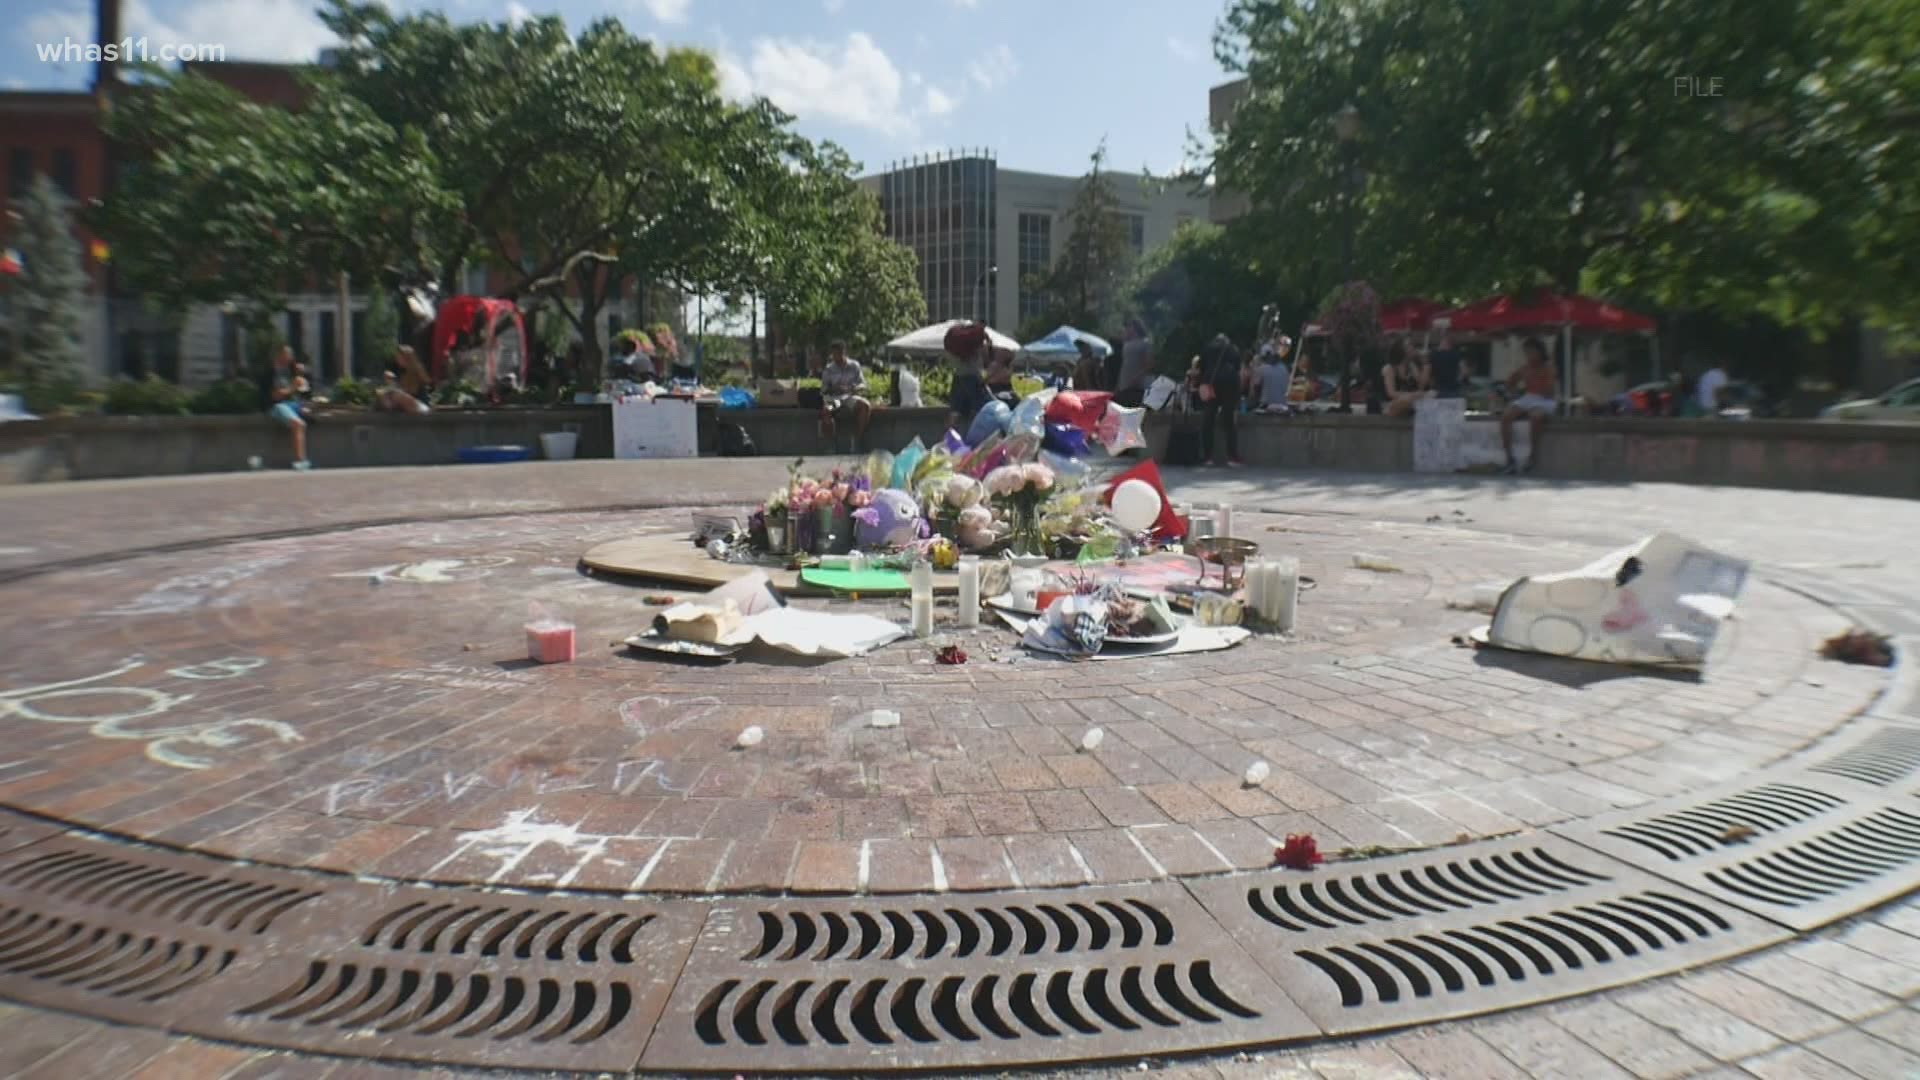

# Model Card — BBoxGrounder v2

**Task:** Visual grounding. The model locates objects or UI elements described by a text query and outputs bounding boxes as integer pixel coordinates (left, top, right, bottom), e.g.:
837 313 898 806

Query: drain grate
0 847 320 933
220 885 704 1072
1804 722 1920 790
1594 783 1845 861
1560 773 1920 931
1188 835 1784 1035
641 884 1309 1072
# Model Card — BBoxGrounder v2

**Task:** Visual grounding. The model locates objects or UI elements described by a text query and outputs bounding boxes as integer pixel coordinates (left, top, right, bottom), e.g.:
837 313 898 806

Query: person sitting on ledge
1501 337 1557 474
376 370 430 414
817 340 871 451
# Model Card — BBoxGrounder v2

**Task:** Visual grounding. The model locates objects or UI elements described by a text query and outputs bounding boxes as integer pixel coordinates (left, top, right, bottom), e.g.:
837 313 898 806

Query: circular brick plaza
0 469 1885 898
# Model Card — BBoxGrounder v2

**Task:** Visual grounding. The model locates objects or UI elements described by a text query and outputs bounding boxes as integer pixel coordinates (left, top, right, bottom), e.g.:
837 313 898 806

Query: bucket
540 432 579 461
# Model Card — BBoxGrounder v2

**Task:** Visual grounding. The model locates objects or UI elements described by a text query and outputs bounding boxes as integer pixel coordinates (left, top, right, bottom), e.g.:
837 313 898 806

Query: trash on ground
1820 629 1893 667
1476 532 1748 669
862 710 902 728
1352 554 1403 573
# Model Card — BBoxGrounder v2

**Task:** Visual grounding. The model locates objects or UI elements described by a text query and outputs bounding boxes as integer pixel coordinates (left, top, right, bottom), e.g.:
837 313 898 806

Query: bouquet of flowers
985 461 1055 556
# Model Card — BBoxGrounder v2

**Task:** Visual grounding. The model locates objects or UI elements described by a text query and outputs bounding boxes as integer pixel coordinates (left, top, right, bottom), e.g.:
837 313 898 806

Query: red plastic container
526 621 576 664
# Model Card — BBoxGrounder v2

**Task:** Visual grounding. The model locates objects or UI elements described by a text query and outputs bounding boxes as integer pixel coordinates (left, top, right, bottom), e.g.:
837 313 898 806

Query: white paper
1413 397 1466 473
1143 376 1179 411
612 397 698 459
739 608 907 658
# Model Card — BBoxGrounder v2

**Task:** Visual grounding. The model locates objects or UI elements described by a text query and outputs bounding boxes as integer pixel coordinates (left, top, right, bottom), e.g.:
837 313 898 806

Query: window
1017 212 1052 325
318 312 336 381
51 148 76 196
285 310 305 363
8 148 31 197
1121 213 1145 256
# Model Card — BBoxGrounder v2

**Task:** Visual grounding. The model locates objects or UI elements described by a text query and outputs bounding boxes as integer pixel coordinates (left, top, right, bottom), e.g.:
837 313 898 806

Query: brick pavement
1 463 1917 1075
0 498 1883 895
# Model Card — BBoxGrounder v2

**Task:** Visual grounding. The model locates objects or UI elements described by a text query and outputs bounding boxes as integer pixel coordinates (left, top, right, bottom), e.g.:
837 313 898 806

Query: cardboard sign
612 397 698 459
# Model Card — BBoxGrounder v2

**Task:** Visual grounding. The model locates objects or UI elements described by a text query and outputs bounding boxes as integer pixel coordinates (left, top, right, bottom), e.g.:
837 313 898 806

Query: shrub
329 375 376 408
102 375 190 416
14 376 89 415
188 378 263 415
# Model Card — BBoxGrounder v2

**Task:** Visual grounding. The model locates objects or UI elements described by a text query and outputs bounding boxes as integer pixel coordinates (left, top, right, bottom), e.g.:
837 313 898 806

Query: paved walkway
0 463 1914 1076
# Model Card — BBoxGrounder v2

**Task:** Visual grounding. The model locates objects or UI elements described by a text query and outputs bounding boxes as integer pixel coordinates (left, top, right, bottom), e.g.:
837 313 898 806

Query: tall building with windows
862 151 1209 335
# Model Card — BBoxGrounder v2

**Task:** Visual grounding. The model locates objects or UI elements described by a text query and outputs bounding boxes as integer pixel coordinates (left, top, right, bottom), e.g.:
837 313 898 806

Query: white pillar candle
910 559 935 638
956 555 981 628
1272 556 1299 632
1218 503 1234 539
1245 558 1269 619
1190 513 1215 540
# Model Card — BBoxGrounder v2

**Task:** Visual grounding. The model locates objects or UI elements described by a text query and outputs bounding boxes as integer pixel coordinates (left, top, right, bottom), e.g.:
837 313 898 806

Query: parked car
1820 377 1920 422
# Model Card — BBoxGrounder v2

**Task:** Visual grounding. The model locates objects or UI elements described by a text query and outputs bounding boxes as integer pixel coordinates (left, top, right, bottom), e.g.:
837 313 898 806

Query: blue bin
457 445 532 464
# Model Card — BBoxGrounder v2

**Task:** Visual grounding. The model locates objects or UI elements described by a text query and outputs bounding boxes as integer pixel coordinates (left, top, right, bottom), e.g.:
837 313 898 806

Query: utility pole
336 271 351 380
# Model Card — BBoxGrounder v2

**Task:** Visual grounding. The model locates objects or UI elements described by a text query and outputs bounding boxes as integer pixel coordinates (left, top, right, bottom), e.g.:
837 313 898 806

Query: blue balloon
1043 423 1090 457
966 400 1012 446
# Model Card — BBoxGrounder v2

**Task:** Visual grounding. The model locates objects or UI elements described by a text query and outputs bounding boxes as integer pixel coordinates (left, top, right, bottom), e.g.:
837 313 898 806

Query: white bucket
540 432 579 461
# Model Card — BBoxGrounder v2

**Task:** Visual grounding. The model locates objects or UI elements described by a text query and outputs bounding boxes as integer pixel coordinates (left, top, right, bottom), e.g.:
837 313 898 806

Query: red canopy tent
430 296 528 386
1378 298 1447 334
1435 291 1656 399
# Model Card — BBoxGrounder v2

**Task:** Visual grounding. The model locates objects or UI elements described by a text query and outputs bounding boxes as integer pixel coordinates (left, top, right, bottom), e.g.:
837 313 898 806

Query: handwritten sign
612 398 698 459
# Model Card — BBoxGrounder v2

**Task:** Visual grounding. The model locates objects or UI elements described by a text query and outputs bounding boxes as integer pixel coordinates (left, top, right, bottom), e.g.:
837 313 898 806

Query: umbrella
1437 291 1656 399
886 319 1020 357
1021 325 1113 359
1378 298 1446 334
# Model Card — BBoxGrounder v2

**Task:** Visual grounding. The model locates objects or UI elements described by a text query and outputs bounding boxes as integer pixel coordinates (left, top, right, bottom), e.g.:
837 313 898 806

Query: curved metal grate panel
643 884 1308 1072
1597 783 1845 861
1807 724 1920 789
1189 834 1784 1035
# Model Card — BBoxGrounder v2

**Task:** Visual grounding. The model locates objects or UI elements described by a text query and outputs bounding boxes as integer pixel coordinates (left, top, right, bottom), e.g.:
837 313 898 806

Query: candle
1218 503 1234 539
1272 556 1299 632
1190 513 1215 540
956 555 980 628
525 620 575 664
1245 558 1269 622
910 559 935 638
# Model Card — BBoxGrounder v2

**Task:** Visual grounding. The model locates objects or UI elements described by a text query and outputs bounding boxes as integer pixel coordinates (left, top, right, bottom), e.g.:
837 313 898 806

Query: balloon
1046 390 1112 433
1111 479 1163 533
966 400 1012 446
940 428 969 454
1039 449 1091 486
889 438 925 491
1043 423 1090 457
1097 403 1145 454
1008 393 1048 440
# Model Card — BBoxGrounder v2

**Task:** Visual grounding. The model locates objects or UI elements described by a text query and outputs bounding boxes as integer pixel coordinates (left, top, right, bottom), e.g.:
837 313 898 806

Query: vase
765 520 789 555
815 506 853 555
793 510 815 555
1007 502 1044 559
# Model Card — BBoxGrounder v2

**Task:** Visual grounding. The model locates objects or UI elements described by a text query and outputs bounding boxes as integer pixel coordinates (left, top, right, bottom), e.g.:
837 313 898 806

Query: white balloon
1110 479 1163 533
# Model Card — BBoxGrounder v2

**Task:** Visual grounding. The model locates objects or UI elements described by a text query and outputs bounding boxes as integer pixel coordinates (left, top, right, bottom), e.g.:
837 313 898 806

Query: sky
11 0 1241 178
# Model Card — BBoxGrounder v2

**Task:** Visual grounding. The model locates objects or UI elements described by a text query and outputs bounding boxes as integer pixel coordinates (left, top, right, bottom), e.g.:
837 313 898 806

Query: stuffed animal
853 488 927 549
945 474 983 510
955 505 996 551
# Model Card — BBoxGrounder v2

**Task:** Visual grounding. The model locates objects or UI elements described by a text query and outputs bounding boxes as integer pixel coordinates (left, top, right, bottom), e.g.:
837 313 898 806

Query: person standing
1427 332 1465 398
1103 328 1126 392
947 342 992 434
1696 361 1729 416
1197 333 1245 467
1071 339 1104 391
1115 318 1154 408
1500 338 1557 474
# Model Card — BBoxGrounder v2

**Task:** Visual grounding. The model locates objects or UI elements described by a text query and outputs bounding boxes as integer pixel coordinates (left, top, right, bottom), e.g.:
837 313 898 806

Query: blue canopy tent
1021 326 1112 360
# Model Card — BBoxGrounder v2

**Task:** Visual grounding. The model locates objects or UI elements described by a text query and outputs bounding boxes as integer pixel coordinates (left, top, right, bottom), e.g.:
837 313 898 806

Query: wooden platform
580 534 961 594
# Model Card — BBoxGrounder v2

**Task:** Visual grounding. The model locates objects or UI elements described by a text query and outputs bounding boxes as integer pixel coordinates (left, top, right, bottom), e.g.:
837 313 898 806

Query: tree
7 175 89 407
360 287 399 371
1030 143 1134 331
1212 0 1920 336
1127 219 1304 373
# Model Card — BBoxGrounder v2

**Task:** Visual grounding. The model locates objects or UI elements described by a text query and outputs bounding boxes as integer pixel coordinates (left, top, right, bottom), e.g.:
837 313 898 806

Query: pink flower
1023 462 1055 492
849 490 874 508
832 482 850 503
945 475 981 509
813 489 836 510
984 466 1025 497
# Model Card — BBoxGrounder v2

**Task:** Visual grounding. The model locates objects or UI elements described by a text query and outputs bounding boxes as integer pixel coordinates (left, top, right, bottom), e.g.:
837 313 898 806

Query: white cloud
924 86 955 116
47 0 338 64
506 1 531 27
966 42 1016 91
21 3 95 49
636 0 691 24
721 31 919 136
1167 36 1205 62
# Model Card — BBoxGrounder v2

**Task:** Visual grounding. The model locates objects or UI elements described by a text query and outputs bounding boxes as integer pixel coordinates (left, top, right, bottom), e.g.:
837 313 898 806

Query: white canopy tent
885 320 1021 358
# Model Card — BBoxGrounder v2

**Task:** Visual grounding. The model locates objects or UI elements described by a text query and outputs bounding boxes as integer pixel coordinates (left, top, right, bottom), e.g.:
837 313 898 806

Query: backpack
718 422 756 457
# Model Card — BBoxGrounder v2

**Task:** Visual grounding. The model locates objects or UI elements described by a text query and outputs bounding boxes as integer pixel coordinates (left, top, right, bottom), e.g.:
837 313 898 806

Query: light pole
974 264 998 325
1332 102 1363 412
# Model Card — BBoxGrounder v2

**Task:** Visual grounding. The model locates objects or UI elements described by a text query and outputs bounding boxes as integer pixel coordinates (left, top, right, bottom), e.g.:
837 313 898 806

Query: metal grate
1597 783 1845 861
642 884 1309 1072
1806 724 1920 789
1561 774 1920 931
1189 835 1784 1035
0 905 235 1001
0 809 64 856
1245 846 1609 932
0 848 319 933
221 885 703 1072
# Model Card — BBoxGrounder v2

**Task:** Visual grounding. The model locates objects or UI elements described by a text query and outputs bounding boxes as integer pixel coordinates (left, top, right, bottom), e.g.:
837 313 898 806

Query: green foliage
1213 0 1920 335
1127 220 1292 373
188 378 264 415
1029 143 1135 331
102 375 191 416
767 149 927 354
8 176 88 398
360 290 400 369
329 375 377 407
432 379 483 407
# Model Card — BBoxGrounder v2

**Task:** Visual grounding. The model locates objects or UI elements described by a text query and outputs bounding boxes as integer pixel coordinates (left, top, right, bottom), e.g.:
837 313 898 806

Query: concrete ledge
2 406 1914 498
